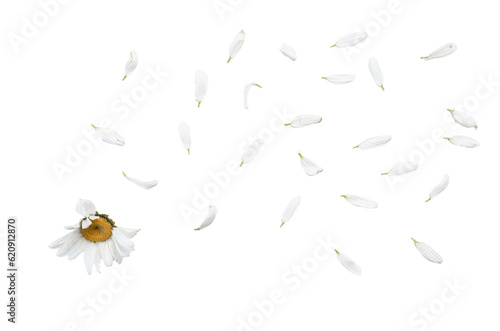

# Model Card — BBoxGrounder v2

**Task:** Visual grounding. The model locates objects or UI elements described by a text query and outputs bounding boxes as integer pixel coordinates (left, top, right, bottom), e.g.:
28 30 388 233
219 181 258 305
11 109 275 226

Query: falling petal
443 135 479 148
298 153 323 176
411 238 443 263
421 43 457 61
243 83 262 109
335 250 362 275
228 30 245 63
368 57 384 90
447 109 478 129
341 194 377 209
123 51 138 80
381 161 418 176
240 138 265 167
321 74 355 84
91 125 125 146
178 121 191 154
426 174 449 202
195 70 208 108
280 43 297 61
353 135 391 150
194 205 217 231
280 196 301 228
331 32 368 48
285 115 322 128
122 171 158 189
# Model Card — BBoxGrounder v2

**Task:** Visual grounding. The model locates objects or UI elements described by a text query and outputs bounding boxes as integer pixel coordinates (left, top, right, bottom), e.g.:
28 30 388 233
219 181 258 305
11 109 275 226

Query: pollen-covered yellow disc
81 217 112 242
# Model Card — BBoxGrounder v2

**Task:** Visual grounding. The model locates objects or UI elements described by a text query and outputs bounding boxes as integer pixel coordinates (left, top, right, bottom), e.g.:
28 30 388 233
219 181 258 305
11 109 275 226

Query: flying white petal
195 205 217 231
426 174 449 202
123 51 138 80
243 83 262 109
321 74 355 84
421 43 457 61
228 30 245 63
240 138 265 167
91 125 125 146
75 199 96 218
280 196 301 228
285 115 322 128
280 43 297 61
299 153 323 176
195 70 208 108
178 121 191 154
447 109 477 129
335 250 362 275
443 135 479 148
122 172 158 189
369 57 384 90
353 135 391 150
411 238 443 263
341 194 377 209
331 32 368 48
381 161 418 176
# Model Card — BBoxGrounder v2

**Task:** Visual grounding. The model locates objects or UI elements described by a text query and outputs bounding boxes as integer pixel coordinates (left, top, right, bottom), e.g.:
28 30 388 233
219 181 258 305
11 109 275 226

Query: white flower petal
75 199 96 218
421 43 457 61
243 83 262 109
331 32 368 48
122 172 158 189
81 218 92 230
115 227 140 239
123 51 138 80
369 57 384 90
94 244 102 273
84 242 97 275
341 194 377 209
195 69 208 108
285 115 322 128
195 205 217 231
92 125 125 146
280 43 297 61
426 174 449 202
321 74 355 84
353 135 392 150
382 161 418 176
299 153 323 176
280 196 301 228
101 240 114 267
178 121 191 154
443 135 480 148
447 109 477 129
240 138 265 167
412 238 443 263
64 223 80 230
335 250 362 275
56 230 81 257
228 30 245 63
67 237 87 260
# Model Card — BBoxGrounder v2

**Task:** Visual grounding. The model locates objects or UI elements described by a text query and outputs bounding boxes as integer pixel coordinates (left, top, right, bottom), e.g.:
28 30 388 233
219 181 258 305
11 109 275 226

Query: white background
1 0 499 330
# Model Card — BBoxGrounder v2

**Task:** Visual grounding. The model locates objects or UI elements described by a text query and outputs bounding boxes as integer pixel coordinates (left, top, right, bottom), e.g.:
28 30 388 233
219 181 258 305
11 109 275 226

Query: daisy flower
49 199 140 275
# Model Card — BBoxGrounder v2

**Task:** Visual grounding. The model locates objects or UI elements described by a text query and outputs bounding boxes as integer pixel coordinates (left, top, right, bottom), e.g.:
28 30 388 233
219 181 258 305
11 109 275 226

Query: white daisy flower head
49 199 140 274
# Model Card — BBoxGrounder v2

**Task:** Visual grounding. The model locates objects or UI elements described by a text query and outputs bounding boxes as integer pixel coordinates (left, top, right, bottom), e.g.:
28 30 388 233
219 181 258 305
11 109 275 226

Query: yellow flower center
81 217 112 242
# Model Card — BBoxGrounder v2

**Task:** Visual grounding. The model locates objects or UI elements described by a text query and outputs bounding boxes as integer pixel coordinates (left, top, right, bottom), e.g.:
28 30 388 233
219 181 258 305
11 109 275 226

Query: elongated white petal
421 43 457 61
321 74 355 84
75 199 96 218
195 69 208 108
178 121 191 154
412 238 443 263
243 83 262 109
81 218 92 230
84 242 97 275
240 138 265 167
335 250 362 275
92 125 125 146
122 171 158 189
353 135 391 150
280 43 297 61
298 153 323 176
195 205 217 231
280 196 301 228
443 135 479 148
285 115 322 128
123 51 138 80
228 30 245 63
381 161 418 176
331 32 367 48
447 109 477 129
341 194 377 209
426 174 449 202
369 57 384 90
